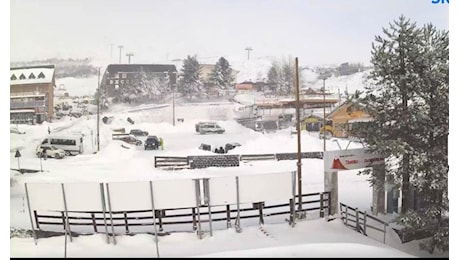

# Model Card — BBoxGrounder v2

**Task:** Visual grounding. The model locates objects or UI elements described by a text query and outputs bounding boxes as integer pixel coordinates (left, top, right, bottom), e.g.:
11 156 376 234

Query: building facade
10 65 56 124
326 101 372 138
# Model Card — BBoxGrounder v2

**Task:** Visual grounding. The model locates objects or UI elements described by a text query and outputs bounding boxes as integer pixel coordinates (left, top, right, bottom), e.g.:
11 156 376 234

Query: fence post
34 211 40 230
384 224 387 244
339 203 343 220
91 213 97 233
355 207 359 232
258 202 264 225
124 212 129 234
363 211 367 235
61 212 66 230
226 205 231 228
328 192 332 216
345 206 348 226
290 171 296 227
158 210 164 232
319 193 324 218
192 208 197 231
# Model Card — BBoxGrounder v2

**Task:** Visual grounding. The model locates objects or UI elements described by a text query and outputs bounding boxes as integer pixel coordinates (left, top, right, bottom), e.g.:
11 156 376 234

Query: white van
39 135 84 156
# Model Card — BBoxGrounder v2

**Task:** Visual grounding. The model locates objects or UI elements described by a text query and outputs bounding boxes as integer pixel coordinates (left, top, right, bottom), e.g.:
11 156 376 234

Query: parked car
113 134 143 146
195 122 225 134
129 129 149 137
225 142 241 152
144 136 160 150
36 145 66 159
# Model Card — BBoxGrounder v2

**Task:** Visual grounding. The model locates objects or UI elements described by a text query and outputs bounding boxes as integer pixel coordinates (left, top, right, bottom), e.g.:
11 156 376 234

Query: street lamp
118 45 124 64
126 53 134 64
319 73 331 152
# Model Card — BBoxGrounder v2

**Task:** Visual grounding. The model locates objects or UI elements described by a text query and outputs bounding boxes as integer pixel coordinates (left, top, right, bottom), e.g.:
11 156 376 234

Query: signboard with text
324 148 385 172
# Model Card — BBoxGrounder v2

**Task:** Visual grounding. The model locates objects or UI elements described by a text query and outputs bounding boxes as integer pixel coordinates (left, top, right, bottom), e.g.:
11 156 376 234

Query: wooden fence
339 202 389 244
33 192 330 236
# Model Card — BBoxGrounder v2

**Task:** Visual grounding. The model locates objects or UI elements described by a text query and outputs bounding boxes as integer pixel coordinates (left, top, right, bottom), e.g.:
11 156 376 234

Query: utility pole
118 45 123 64
294 57 303 214
97 68 101 152
126 53 134 64
323 78 326 152
245 47 253 60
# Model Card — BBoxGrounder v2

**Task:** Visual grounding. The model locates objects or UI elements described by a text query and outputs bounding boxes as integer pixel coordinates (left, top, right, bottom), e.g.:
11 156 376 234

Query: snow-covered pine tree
135 68 169 102
398 23 449 254
209 57 235 93
352 16 449 254
178 55 204 100
280 58 295 96
267 61 282 96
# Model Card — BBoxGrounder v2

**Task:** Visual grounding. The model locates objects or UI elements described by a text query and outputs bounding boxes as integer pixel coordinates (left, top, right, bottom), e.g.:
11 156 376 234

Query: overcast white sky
10 0 449 66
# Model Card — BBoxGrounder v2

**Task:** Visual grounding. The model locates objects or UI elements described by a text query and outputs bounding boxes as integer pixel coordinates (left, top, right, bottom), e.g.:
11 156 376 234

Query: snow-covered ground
9 99 448 258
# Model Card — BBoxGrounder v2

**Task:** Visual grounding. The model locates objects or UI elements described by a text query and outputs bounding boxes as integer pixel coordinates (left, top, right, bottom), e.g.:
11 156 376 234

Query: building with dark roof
10 65 56 124
101 64 177 102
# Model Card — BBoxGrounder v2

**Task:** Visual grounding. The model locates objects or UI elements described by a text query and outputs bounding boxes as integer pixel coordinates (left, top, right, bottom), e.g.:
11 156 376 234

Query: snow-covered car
36 145 66 159
195 122 225 134
112 133 143 146
129 129 149 137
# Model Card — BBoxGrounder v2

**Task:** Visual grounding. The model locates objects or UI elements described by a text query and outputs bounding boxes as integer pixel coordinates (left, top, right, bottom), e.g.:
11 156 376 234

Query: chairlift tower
245 47 253 60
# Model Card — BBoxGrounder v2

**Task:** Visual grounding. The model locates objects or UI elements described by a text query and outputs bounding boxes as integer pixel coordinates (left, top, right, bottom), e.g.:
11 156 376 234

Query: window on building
10 74 17 80
19 74 26 80
122 73 127 79
38 72 45 79
29 73 36 79
121 80 124 84
115 80 119 84
110 80 114 84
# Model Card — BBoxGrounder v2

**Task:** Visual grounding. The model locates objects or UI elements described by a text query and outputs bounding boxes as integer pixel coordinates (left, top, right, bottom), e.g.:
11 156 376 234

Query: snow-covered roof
10 66 55 86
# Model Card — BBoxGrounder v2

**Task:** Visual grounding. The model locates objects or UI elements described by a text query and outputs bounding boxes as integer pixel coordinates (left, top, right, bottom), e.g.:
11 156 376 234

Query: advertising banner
324 148 384 172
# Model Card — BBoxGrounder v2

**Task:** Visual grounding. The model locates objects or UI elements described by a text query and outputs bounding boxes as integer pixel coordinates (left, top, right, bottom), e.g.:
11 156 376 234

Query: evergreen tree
266 57 297 96
178 55 204 99
352 16 449 254
209 57 235 93
267 61 282 95
280 58 296 95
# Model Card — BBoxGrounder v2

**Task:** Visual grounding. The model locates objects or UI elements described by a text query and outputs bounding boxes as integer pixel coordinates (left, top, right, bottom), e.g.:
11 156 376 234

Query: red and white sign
324 148 385 172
